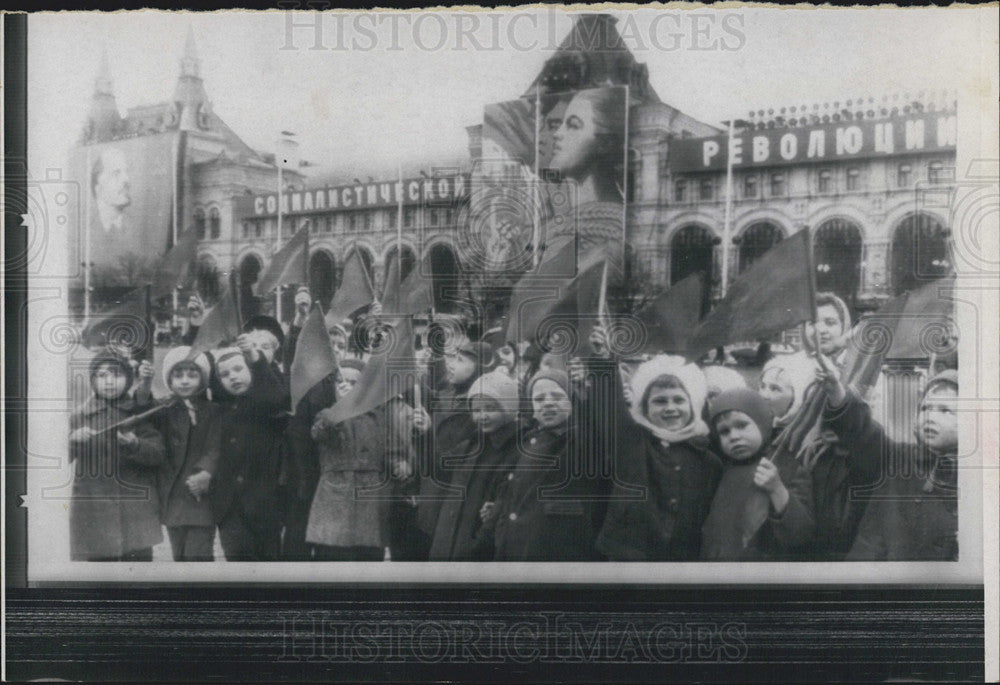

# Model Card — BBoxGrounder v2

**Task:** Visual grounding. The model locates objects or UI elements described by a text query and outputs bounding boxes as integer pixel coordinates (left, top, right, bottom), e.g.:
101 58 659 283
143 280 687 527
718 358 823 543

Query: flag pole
171 130 181 331
621 84 630 263
802 226 822 356
533 88 541 269
722 118 735 298
230 269 243 332
275 160 283 326
83 145 93 326
397 164 404 302
144 283 153 362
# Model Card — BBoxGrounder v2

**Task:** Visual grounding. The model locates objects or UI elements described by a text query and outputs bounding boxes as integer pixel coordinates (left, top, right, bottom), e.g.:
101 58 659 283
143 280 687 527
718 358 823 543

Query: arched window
194 207 206 240
846 167 860 192
308 251 338 309
208 207 220 240
669 225 714 315
738 221 784 274
818 169 832 194
743 174 758 198
891 213 951 295
674 179 687 203
814 219 863 309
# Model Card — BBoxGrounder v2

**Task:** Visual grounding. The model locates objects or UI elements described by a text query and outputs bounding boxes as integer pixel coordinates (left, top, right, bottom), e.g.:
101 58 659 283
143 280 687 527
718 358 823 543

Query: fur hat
243 314 285 349
630 355 708 421
708 387 775 446
467 370 520 421
161 346 211 391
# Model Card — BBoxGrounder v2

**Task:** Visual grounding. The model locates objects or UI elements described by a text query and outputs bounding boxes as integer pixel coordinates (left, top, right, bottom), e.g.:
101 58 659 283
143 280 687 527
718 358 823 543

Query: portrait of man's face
93 147 131 211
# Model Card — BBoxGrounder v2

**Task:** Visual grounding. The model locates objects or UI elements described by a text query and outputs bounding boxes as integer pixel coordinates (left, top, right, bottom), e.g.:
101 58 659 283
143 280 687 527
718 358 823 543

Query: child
69 350 166 561
306 397 413 562
703 364 747 405
758 353 818 429
702 388 814 560
428 371 520 561
151 346 220 562
491 368 606 561
821 362 959 561
594 354 723 561
195 339 289 561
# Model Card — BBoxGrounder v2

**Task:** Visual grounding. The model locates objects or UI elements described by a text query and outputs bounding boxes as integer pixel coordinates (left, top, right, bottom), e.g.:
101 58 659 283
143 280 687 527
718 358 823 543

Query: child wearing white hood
594 353 723 561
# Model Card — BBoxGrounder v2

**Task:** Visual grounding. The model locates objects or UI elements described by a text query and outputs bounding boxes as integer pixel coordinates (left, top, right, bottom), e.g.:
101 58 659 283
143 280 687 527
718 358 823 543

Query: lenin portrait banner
67 132 176 294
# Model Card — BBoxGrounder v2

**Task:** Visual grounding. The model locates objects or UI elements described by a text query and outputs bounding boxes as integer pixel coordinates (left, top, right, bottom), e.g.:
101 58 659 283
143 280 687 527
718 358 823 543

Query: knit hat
161 345 211 391
629 354 710 445
760 352 818 425
243 314 285 349
528 368 570 398
88 349 134 399
923 369 958 399
467 370 520 421
703 365 747 398
708 387 775 446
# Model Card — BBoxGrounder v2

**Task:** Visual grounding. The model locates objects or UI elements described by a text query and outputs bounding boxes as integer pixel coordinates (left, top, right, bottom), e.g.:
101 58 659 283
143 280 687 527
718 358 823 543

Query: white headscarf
467 370 521 422
760 351 819 426
629 355 710 446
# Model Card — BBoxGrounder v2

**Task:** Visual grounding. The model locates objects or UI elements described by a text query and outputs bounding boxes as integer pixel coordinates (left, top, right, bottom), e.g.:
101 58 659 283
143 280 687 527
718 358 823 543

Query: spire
95 48 114 96
174 26 210 127
180 24 200 79
83 48 121 143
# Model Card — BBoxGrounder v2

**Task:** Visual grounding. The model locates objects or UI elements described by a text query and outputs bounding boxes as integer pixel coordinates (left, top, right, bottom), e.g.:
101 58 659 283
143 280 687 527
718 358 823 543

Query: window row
672 159 950 203
238 208 459 240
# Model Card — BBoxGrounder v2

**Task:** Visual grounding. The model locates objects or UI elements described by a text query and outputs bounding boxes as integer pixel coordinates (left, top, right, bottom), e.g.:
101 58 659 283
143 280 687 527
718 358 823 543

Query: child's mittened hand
370 301 383 317
753 458 782 493
411 407 431 434
392 459 413 480
816 352 847 406
137 360 154 384
186 471 211 498
70 426 97 443
187 294 206 325
116 430 139 448
236 333 260 361
479 501 496 523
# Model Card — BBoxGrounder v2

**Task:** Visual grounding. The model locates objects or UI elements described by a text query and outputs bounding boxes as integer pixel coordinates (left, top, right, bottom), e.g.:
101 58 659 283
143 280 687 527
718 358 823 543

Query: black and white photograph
4 4 998 680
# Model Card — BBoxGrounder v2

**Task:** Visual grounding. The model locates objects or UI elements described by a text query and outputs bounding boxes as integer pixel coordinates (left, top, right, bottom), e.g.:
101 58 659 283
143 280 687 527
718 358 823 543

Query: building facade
77 15 956 323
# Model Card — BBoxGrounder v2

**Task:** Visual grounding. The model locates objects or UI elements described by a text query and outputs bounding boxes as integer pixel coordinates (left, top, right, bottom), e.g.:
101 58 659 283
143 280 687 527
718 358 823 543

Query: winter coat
200 356 288 529
491 424 607 561
832 393 958 561
415 389 476 536
700 450 814 561
69 395 166 559
286 372 338 501
808 390 885 559
593 364 723 561
151 397 221 528
428 421 519 561
306 410 391 549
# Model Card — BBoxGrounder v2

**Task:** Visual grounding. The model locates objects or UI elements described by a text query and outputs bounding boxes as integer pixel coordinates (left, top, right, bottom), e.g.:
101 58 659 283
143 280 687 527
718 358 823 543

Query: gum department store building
78 14 957 324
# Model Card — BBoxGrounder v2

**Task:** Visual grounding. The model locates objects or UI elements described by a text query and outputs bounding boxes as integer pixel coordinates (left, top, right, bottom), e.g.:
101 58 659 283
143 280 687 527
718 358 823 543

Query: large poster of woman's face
471 86 629 273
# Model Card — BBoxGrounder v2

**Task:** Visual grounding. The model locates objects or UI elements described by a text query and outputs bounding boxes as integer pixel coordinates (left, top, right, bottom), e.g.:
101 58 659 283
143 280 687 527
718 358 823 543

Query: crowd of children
68 289 959 563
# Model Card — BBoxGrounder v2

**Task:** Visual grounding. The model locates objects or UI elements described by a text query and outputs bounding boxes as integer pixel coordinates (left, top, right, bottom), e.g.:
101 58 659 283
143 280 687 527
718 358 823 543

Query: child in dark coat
819 361 960 561
594 354 723 561
491 368 607 561
193 339 289 561
428 371 520 561
702 388 814 560
69 350 166 561
151 346 221 561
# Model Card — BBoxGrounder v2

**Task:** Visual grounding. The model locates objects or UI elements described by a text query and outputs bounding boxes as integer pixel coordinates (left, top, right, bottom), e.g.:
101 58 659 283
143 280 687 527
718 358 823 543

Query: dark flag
187 273 243 359
253 226 309 297
382 252 435 316
634 272 705 355
151 228 200 299
687 230 815 357
80 285 154 360
325 248 376 328
884 273 956 360
320 315 415 426
289 304 339 413
504 237 620 348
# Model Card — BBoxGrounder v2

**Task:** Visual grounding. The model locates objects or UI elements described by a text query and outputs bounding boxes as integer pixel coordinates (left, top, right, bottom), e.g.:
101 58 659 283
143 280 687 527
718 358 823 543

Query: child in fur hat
69 350 166 561
593 352 724 561
148 346 221 561
702 388 814 560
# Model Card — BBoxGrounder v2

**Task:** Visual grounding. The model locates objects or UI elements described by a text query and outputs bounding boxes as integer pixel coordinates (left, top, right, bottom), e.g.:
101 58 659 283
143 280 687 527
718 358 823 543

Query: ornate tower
82 49 122 143
174 26 211 131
